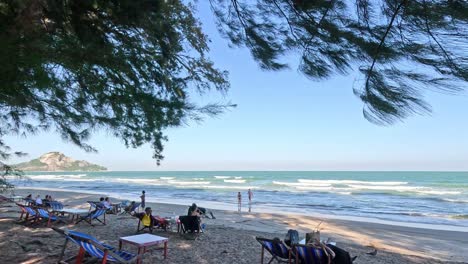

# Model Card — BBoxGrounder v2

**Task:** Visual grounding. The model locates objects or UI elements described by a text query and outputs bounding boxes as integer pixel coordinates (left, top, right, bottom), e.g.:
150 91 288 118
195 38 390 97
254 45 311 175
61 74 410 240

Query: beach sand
1 189 467 264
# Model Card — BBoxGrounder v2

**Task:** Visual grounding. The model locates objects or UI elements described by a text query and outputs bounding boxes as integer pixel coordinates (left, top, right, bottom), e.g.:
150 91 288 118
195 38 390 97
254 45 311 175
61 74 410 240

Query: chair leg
261 246 264 264
58 238 69 263
101 251 108 264
76 246 85 264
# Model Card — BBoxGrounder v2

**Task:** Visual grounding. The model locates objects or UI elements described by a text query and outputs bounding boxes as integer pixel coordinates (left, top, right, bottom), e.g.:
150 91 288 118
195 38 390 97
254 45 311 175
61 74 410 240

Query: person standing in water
237 192 242 212
247 189 253 212
140 190 146 210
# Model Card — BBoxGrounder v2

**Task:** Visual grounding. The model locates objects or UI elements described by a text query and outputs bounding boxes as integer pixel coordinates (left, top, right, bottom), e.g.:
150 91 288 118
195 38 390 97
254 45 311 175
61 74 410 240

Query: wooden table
119 234 168 263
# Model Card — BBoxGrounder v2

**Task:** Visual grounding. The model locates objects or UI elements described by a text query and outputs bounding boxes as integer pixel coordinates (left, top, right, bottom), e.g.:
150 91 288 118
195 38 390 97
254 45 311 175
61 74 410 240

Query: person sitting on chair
188 203 216 219
35 195 43 206
124 201 136 214
132 207 168 231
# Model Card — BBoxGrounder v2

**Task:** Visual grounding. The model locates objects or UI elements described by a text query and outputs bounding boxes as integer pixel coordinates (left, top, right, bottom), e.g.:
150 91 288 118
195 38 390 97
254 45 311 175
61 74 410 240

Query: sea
10 171 468 231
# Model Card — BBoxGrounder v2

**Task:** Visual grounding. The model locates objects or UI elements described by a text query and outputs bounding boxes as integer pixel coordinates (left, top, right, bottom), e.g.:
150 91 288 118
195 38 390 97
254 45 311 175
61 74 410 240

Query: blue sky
5 2 468 171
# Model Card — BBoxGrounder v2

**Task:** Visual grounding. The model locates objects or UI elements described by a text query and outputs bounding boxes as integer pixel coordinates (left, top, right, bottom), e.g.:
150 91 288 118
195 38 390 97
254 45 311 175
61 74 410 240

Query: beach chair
23 206 40 225
16 203 28 220
136 215 169 233
120 202 141 215
76 208 107 226
87 201 98 211
53 228 140 264
178 215 202 233
256 237 293 264
46 201 64 211
292 243 330 264
36 208 67 227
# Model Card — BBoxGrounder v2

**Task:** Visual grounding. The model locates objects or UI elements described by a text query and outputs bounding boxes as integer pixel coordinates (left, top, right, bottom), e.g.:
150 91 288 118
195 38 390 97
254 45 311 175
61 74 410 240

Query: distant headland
14 152 107 172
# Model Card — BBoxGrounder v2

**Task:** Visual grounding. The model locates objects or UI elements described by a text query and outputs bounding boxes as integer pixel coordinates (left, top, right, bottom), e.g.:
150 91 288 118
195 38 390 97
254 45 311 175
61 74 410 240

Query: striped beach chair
256 237 293 264
23 206 40 225
53 228 139 264
292 243 330 264
36 208 67 227
47 201 64 211
76 208 107 226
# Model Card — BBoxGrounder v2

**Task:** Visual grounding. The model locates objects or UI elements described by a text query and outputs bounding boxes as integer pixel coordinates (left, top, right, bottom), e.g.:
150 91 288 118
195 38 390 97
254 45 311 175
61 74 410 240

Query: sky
4 2 468 171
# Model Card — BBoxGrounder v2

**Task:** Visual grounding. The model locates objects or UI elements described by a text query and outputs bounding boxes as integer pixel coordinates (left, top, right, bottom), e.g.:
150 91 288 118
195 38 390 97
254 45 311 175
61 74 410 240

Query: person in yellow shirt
133 207 169 231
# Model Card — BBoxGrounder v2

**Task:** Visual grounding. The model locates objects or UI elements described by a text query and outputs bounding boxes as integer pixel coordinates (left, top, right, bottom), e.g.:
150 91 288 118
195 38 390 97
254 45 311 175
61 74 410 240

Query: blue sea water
11 171 468 229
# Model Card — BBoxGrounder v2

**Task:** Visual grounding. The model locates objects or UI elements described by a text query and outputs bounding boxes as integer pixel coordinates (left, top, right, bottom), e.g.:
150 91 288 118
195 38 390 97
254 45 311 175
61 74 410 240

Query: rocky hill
14 152 107 171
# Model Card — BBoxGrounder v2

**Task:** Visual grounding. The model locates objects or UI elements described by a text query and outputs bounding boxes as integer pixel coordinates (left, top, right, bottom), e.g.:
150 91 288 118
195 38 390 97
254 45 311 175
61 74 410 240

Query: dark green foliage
0 0 232 170
211 0 467 124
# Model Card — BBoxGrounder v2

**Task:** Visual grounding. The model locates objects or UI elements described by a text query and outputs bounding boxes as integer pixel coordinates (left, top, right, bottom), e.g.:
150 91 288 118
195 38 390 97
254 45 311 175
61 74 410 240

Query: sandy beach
1 188 467 264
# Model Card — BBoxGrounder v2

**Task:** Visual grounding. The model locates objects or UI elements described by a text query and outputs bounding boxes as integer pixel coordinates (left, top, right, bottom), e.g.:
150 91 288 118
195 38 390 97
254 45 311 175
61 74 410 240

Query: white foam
168 180 211 185
234 176 243 179
214 176 230 179
160 177 174 180
298 179 408 185
224 179 246 183
416 190 461 195
295 186 342 191
348 184 422 191
443 198 468 203
113 178 163 185
203 185 257 190
273 181 331 187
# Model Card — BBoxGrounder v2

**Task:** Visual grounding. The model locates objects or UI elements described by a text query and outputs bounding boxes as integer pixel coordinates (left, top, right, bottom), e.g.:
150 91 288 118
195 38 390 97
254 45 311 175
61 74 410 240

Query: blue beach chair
47 201 64 211
36 208 67 227
23 206 40 225
120 202 141 215
256 237 293 264
53 228 139 264
76 209 107 226
292 243 330 264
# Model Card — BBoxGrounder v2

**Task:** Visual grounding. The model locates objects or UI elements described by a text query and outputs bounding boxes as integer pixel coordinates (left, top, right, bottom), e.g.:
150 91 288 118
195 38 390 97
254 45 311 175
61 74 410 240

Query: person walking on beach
237 192 242 212
140 190 146 210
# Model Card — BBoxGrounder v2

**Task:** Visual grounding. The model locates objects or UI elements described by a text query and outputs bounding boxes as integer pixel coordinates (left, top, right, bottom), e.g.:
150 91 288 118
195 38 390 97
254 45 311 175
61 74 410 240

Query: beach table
9 196 24 202
61 208 89 223
119 234 168 264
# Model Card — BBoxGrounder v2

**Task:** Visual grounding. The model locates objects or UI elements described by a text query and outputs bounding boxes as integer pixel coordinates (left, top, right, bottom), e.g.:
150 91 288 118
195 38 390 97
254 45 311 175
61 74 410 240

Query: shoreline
16 186 468 232
8 188 468 262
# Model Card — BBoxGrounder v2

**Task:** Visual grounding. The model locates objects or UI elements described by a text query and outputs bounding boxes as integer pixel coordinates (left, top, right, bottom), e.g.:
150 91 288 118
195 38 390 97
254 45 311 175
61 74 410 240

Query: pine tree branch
365 0 406 92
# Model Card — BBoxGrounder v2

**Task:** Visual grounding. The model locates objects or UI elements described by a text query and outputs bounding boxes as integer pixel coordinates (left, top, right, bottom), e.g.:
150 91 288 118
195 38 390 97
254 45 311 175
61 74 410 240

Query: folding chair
36 208 67 227
120 202 141 215
256 237 293 264
47 201 64 212
53 228 140 264
22 206 40 225
16 203 28 221
136 215 169 233
292 243 330 264
76 209 107 226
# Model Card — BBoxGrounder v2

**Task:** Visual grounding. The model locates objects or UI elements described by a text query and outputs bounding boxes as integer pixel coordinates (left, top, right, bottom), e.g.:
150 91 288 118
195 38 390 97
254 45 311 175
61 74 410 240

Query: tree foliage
210 0 467 124
0 0 231 167
0 0 467 177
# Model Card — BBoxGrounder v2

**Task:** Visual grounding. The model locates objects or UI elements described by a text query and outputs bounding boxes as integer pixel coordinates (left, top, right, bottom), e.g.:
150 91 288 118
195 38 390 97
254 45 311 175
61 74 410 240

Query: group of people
24 193 54 206
237 188 254 212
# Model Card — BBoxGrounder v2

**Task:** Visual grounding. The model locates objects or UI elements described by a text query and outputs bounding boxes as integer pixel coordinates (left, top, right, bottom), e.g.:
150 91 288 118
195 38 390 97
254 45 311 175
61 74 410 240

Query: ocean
11 171 468 231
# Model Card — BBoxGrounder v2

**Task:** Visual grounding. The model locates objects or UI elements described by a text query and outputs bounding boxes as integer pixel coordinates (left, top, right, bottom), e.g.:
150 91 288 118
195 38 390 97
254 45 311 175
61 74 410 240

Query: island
14 152 107 171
